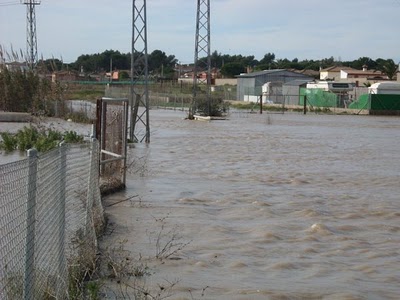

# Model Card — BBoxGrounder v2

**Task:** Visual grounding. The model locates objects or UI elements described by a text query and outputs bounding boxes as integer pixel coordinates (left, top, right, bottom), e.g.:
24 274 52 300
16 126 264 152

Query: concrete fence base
0 112 32 122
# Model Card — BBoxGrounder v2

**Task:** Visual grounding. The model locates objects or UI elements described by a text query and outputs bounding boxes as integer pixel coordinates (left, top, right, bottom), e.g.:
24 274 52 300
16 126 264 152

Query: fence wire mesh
0 140 104 299
105 83 237 111
97 98 128 194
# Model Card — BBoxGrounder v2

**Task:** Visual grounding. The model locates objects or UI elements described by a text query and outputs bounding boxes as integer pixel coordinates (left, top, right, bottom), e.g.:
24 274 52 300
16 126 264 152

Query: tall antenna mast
22 0 41 70
191 0 211 118
130 0 150 143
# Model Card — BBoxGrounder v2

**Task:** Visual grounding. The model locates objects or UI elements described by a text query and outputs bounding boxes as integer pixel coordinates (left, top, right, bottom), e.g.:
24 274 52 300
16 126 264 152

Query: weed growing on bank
150 215 192 261
0 125 83 153
97 236 181 299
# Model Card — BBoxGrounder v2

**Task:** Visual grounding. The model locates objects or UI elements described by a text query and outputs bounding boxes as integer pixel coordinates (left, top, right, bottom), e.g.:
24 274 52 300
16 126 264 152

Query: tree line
40 49 178 79
38 49 398 79
213 52 398 79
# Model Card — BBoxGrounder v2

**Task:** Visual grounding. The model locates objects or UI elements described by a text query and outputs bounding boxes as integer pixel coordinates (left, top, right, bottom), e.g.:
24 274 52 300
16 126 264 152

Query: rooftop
236 69 291 78
320 66 355 72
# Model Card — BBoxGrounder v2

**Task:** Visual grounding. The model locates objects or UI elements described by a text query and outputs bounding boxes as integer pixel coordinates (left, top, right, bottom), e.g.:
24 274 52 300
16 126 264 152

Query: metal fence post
85 139 96 234
25 149 37 300
181 95 184 111
57 142 67 298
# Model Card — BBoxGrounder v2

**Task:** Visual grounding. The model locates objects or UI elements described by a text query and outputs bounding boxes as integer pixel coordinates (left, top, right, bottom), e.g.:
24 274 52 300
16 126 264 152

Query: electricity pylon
22 0 41 70
130 0 150 143
191 0 211 118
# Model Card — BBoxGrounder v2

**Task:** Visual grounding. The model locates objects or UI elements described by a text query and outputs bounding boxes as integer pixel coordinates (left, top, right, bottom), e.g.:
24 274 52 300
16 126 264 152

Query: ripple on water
248 228 282 241
335 224 361 232
194 261 208 268
307 223 335 236
338 212 364 219
290 178 311 185
295 208 323 217
229 261 248 268
177 197 211 206
270 261 299 270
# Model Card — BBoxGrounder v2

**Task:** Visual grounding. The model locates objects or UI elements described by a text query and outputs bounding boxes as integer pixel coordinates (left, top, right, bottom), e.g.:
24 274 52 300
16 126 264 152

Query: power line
0 1 20 7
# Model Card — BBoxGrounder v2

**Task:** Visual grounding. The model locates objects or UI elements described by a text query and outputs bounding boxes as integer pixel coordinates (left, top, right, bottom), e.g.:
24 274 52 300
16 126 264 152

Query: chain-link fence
0 140 104 299
63 100 97 120
104 83 237 111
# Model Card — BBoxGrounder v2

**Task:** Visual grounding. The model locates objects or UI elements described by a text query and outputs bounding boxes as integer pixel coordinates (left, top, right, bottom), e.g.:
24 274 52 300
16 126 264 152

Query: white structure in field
368 82 400 94
306 81 355 108
306 81 354 93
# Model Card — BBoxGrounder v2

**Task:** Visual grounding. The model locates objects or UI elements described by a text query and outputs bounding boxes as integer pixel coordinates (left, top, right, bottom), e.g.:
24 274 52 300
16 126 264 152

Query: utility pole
22 0 41 70
191 0 211 118
130 0 150 143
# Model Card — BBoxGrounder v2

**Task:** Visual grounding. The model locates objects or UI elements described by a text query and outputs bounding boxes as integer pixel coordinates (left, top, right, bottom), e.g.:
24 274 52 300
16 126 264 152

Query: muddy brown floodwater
101 110 400 300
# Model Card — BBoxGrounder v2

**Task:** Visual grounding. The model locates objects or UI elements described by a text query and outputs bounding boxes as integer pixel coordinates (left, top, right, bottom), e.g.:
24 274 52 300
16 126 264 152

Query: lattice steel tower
22 0 40 70
130 0 150 143
191 0 211 118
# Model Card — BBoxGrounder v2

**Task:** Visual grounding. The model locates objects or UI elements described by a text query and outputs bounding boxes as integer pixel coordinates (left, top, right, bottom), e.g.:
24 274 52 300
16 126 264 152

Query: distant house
105 71 119 81
340 65 389 86
88 73 105 82
1 61 29 73
236 69 314 102
320 66 356 81
294 69 320 79
175 63 195 78
52 70 79 82
320 65 391 86
197 68 221 84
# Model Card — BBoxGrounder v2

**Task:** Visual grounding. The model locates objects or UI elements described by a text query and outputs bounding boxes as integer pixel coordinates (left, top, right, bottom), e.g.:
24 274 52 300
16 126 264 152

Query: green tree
148 50 177 78
377 59 398 80
72 50 130 73
275 58 291 69
348 57 376 70
297 59 320 71
221 62 245 77
256 53 276 70
38 58 65 72
198 53 257 70
210 50 223 68
119 71 130 80
259 52 275 65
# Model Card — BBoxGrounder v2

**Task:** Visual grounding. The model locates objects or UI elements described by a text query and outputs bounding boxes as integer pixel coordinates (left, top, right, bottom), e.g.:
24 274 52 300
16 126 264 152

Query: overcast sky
1 0 400 64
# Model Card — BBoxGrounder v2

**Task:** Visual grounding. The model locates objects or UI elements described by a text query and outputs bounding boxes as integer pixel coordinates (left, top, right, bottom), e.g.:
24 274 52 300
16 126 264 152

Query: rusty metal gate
96 97 129 193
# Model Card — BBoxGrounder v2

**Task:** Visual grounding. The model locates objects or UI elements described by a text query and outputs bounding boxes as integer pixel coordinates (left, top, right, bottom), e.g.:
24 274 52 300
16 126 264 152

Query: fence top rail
101 97 129 102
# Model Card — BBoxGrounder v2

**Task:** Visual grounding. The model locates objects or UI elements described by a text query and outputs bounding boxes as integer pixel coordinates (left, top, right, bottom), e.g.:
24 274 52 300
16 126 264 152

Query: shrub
193 95 229 116
64 130 84 143
0 132 18 152
0 126 84 153
15 126 39 151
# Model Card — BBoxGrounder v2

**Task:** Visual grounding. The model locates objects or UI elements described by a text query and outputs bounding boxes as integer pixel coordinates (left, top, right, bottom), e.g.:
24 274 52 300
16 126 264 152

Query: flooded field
102 110 400 299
